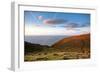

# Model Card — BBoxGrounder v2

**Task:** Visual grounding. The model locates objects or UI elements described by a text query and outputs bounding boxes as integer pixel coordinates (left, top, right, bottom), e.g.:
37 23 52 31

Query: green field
24 47 90 61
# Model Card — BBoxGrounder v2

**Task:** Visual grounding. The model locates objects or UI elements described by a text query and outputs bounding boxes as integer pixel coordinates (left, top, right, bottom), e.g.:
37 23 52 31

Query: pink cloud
38 16 43 20
43 19 67 25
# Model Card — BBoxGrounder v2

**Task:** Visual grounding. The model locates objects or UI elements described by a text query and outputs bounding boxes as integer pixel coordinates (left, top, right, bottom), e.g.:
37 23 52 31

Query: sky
24 11 90 36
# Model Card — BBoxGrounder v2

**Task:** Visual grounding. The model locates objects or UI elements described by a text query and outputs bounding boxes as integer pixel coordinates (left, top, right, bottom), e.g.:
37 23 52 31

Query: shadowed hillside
24 42 50 54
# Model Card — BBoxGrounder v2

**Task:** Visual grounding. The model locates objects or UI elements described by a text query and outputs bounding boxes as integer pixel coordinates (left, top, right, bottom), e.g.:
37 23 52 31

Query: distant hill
24 41 50 54
51 34 90 52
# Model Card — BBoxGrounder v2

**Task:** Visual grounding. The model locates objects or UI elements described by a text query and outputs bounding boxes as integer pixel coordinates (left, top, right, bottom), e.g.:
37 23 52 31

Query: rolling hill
51 33 90 52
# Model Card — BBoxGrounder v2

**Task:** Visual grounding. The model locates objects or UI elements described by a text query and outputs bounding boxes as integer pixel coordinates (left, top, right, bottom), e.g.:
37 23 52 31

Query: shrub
53 53 59 56
63 56 69 60
36 57 48 60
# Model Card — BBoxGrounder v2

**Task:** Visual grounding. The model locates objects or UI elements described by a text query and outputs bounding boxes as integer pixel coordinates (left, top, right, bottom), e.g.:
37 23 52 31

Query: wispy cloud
37 16 43 20
59 22 90 29
65 23 80 28
25 25 90 36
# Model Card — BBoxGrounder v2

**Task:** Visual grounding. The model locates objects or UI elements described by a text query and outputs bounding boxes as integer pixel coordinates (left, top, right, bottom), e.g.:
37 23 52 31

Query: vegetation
24 34 90 61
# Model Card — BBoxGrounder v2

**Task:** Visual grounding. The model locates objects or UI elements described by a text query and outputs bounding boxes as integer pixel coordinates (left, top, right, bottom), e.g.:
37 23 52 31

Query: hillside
52 33 90 52
24 41 50 54
24 33 90 61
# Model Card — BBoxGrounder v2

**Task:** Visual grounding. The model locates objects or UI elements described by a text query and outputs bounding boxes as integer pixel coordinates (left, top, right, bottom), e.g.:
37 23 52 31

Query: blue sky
24 11 90 36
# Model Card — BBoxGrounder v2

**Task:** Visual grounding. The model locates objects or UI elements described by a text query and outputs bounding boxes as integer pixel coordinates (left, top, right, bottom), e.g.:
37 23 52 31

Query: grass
24 47 90 61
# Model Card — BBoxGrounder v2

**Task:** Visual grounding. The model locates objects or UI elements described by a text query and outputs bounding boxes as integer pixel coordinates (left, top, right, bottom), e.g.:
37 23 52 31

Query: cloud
43 19 67 25
64 22 90 29
66 23 80 28
81 23 90 27
25 25 90 36
37 16 43 20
